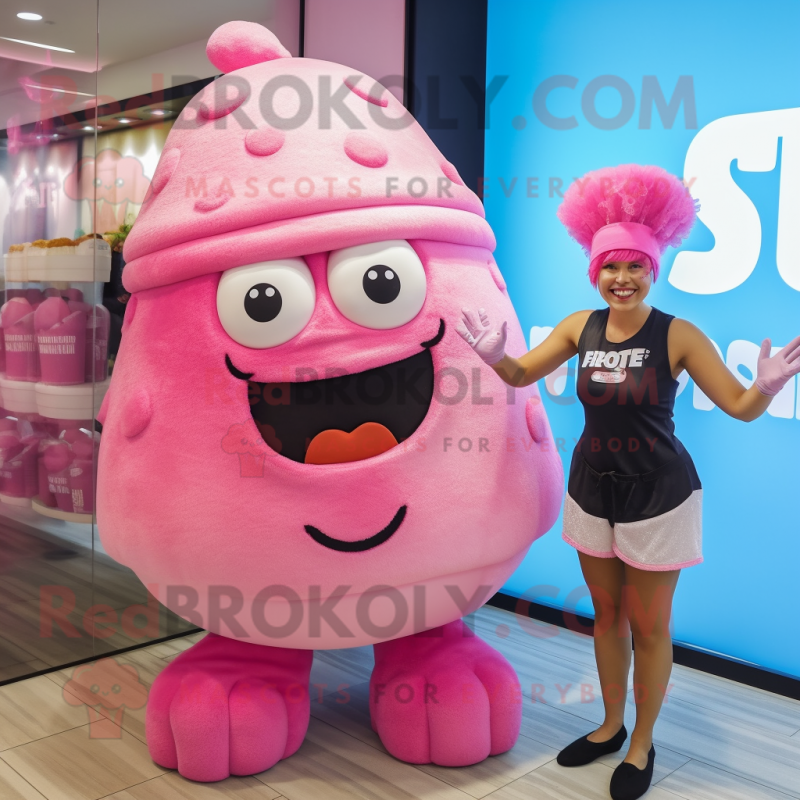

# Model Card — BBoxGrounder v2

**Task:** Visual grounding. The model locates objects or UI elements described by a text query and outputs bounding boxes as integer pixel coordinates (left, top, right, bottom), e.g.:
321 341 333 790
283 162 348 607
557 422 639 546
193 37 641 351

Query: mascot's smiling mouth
225 319 444 465
225 320 443 552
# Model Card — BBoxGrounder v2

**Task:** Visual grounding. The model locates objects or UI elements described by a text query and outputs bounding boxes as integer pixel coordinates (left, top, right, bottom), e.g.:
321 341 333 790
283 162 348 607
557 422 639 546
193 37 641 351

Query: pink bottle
37 440 60 507
42 418 61 438
17 442 39 498
34 297 87 385
55 418 79 438
0 433 24 495
44 441 73 512
1 298 39 381
69 435 97 514
17 413 47 446
61 425 90 445
85 305 110 382
0 432 37 498
25 288 44 308
26 413 55 439
63 288 84 303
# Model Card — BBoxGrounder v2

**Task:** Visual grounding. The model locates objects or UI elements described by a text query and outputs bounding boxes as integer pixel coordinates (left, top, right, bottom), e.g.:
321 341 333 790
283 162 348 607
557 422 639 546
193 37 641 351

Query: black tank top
567 305 701 526
575 305 683 474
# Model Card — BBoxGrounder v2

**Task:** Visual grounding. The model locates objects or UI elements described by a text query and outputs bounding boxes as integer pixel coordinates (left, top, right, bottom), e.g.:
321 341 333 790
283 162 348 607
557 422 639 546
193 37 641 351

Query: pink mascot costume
96 21 563 781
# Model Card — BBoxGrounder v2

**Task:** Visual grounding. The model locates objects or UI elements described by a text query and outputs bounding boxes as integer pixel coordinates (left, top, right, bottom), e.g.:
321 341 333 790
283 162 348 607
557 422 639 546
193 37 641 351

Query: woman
458 164 800 800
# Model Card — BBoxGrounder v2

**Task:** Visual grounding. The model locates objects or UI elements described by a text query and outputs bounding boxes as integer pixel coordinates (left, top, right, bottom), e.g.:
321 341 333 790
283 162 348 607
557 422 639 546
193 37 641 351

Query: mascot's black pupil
244 283 282 322
363 265 400 304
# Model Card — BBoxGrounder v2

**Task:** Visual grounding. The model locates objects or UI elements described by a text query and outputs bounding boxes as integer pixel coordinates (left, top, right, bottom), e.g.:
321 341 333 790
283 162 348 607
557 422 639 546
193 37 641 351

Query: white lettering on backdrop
670 107 800 294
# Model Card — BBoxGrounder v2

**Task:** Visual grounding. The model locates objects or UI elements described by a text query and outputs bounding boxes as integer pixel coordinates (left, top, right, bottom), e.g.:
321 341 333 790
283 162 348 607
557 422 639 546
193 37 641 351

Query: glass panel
1 1 301 684
0 0 105 681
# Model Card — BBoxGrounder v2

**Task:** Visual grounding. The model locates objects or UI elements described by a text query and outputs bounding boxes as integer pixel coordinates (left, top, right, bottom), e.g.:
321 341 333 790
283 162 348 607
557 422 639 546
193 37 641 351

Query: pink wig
556 164 699 288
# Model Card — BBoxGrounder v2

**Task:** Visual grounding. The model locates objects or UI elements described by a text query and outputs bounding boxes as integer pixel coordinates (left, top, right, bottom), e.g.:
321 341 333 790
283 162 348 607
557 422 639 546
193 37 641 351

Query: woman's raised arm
671 319 800 422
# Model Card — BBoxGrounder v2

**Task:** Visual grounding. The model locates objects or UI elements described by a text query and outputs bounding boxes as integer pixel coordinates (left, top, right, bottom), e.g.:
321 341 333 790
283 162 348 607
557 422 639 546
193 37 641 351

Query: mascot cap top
122 21 495 292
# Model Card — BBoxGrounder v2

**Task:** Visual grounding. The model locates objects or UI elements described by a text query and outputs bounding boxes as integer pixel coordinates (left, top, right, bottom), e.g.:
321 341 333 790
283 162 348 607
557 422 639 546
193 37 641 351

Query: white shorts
562 488 703 571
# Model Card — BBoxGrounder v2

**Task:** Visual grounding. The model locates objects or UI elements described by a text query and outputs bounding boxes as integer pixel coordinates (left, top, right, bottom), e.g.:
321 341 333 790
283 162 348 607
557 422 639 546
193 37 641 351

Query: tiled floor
0 605 799 800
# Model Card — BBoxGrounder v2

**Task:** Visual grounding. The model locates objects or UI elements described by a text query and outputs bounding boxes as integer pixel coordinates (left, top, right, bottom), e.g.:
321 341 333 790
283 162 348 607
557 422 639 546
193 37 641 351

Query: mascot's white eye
327 240 426 329
217 258 315 348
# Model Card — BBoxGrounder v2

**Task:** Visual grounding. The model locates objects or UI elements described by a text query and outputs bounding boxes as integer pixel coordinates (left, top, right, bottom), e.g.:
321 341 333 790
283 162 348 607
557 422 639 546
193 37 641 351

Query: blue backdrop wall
486 0 800 679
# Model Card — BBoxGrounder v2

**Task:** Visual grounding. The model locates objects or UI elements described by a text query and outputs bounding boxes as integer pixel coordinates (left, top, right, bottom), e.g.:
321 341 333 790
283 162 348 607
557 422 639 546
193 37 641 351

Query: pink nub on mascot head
556 164 699 288
95 21 564 648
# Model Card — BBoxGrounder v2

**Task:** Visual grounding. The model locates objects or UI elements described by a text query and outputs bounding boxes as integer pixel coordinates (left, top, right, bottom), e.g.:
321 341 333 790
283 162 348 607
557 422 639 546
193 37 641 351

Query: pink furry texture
121 48 491 289
146 621 521 781
556 164 699 288
146 633 313 781
95 20 568 779
206 21 291 73
370 619 522 765
96 240 565 649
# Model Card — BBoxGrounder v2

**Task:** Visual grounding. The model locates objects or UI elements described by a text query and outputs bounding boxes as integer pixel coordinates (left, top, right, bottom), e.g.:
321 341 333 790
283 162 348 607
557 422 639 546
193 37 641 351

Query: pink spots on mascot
96 19 563 782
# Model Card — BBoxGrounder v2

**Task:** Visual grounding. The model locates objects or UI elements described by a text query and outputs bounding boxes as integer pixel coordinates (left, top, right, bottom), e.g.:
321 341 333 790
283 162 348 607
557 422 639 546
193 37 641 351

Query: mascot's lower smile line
224 319 443 551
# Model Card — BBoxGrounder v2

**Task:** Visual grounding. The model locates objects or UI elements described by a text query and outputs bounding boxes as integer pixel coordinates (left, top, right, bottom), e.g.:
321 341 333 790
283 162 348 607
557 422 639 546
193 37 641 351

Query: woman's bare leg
620 563 681 768
577 550 632 741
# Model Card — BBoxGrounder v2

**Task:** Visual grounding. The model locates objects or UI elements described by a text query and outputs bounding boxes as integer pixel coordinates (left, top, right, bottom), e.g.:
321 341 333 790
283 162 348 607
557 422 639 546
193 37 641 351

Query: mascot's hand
755 334 800 396
458 307 508 365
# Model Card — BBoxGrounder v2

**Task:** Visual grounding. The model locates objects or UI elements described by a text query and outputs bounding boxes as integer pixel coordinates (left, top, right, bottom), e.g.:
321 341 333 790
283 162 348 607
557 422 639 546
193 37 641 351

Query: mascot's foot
146 633 313 781
370 619 522 765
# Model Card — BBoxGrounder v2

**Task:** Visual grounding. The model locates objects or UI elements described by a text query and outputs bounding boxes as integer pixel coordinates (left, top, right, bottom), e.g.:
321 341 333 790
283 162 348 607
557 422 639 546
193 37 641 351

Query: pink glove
457 307 508 366
755 334 800 396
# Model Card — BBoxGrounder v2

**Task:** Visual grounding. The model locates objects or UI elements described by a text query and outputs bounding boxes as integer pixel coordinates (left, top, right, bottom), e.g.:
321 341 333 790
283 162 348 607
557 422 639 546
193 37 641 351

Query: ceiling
0 0 284 70
0 0 299 129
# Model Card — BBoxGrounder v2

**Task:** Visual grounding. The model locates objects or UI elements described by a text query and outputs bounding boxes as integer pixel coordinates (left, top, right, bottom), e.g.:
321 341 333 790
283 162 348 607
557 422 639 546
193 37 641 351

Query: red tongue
305 422 398 465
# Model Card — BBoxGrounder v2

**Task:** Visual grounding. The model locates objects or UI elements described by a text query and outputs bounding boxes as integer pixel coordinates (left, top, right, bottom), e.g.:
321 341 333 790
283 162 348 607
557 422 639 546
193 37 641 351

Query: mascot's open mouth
225 319 443 465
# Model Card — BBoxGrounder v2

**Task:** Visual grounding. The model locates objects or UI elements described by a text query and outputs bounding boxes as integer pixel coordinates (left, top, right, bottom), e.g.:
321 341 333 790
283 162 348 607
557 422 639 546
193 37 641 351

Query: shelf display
0 412 99 521
1 234 111 522
0 412 56 507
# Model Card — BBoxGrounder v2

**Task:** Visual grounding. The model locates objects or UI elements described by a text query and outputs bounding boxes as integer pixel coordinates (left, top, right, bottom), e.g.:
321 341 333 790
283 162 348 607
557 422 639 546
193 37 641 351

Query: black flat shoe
610 744 656 800
556 724 627 767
